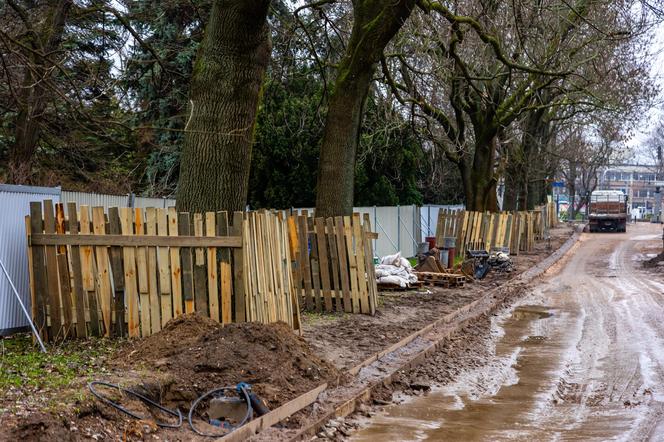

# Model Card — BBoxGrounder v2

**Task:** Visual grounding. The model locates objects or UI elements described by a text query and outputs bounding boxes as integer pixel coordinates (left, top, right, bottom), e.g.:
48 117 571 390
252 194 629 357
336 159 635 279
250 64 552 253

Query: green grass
0 334 120 393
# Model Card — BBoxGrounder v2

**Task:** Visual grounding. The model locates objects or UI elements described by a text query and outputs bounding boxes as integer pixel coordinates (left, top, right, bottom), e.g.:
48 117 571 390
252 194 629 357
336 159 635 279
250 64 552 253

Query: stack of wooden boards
287 212 378 315
26 201 300 343
436 204 558 258
415 272 466 288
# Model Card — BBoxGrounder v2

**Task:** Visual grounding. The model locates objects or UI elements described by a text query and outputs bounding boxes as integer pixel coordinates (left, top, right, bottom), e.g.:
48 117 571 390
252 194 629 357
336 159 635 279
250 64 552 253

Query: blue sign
552 181 565 187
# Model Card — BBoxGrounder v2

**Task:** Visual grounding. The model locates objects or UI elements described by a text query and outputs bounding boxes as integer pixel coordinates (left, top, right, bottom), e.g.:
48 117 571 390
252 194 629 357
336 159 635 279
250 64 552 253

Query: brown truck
588 190 628 233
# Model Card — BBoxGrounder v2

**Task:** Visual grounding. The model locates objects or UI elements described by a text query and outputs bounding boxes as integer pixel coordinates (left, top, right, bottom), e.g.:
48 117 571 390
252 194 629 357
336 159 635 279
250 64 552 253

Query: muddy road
352 223 664 441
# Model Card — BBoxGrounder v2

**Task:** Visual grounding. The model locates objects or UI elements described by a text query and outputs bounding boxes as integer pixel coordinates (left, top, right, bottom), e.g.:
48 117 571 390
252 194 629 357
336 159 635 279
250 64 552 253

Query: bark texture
176 0 271 213
315 0 417 218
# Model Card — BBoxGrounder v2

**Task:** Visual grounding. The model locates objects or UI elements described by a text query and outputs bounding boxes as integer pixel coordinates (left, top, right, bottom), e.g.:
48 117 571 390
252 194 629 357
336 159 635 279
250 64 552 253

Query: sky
626 20 664 156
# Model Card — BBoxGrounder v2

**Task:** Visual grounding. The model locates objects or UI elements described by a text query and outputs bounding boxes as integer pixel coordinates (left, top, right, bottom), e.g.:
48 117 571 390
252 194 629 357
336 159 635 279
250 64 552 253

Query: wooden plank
362 213 377 315
352 214 370 314
156 208 172 326
325 217 342 312
193 213 209 316
92 207 113 337
334 216 352 313
107 208 126 337
55 203 73 338
297 215 314 310
119 208 140 337
288 215 302 303
145 208 161 334
29 234 243 248
218 212 232 324
134 208 151 337
43 200 62 340
231 211 245 322
78 206 100 336
28 203 47 340
309 220 322 313
314 218 333 312
243 214 257 321
206 212 220 322
343 216 360 313
178 213 195 314
168 207 183 318
67 202 88 338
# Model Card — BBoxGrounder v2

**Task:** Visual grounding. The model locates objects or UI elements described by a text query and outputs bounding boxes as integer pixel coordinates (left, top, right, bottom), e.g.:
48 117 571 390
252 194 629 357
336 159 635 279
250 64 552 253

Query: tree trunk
461 128 499 212
315 0 416 218
8 0 72 184
176 0 271 213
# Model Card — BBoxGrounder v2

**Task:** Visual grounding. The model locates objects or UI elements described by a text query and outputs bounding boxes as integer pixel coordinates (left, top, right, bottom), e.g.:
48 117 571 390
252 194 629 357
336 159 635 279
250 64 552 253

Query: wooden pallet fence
26 201 300 343
289 214 377 315
436 205 558 258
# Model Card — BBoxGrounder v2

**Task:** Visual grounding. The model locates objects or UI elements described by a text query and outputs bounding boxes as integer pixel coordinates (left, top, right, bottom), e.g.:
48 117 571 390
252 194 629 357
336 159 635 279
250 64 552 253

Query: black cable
188 385 253 437
88 381 183 428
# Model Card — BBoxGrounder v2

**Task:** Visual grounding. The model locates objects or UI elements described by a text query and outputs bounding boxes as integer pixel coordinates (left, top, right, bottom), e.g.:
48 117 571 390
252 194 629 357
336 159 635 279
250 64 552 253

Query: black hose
188 385 253 437
88 381 183 428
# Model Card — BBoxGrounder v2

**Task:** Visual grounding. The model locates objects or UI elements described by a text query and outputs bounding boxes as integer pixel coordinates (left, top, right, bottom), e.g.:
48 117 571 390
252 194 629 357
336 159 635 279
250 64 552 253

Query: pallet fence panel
325 217 342 312
26 203 301 343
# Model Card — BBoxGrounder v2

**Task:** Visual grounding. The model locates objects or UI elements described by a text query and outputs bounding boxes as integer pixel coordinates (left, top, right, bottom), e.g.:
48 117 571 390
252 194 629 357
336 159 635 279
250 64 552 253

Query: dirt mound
111 314 341 409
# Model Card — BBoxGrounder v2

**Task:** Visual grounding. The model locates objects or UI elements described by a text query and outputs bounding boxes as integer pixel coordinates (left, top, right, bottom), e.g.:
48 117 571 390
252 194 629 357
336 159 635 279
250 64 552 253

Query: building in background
598 164 664 219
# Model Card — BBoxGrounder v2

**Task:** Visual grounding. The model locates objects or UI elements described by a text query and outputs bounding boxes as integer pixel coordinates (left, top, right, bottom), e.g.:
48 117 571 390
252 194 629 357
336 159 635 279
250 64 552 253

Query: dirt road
352 223 664 441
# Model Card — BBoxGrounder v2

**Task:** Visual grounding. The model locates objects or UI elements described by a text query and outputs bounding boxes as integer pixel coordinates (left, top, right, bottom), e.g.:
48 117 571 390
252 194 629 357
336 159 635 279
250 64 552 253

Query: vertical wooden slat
67 203 87 338
288 215 302 305
29 203 47 340
297 215 313 310
352 214 369 314
119 208 140 337
205 212 220 322
107 208 126 337
178 212 195 314
314 218 332 312
168 207 183 318
157 208 173 326
325 217 342 312
55 203 73 338
79 206 101 336
134 208 152 337
92 207 112 337
231 211 245 322
193 213 208 316
309 219 322 313
218 212 232 324
343 216 359 313
334 216 352 313
243 214 256 321
43 200 62 339
146 208 161 334
362 213 377 315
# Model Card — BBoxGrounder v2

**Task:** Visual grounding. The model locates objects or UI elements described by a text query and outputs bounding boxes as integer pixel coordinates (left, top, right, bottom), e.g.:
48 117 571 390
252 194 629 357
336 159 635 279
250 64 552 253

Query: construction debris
375 252 419 288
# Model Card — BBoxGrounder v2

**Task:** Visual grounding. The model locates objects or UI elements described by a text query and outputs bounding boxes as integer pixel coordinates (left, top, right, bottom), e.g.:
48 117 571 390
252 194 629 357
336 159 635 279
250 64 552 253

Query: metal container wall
0 184 60 335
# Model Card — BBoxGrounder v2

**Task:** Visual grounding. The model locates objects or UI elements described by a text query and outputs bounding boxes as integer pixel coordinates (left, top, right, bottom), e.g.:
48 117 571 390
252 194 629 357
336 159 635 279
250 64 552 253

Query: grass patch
0 334 121 393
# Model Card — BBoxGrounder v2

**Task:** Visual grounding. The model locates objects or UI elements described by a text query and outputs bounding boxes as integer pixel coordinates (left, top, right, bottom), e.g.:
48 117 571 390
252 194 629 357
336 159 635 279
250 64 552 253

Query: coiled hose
188 383 253 437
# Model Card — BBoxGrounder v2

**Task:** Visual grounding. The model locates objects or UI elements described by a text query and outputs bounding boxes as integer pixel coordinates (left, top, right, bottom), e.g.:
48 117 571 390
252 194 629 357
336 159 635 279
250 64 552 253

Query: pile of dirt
111 314 341 409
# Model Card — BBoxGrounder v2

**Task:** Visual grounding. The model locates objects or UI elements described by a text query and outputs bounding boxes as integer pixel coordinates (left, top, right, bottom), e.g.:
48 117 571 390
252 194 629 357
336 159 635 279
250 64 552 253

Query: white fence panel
61 191 129 216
